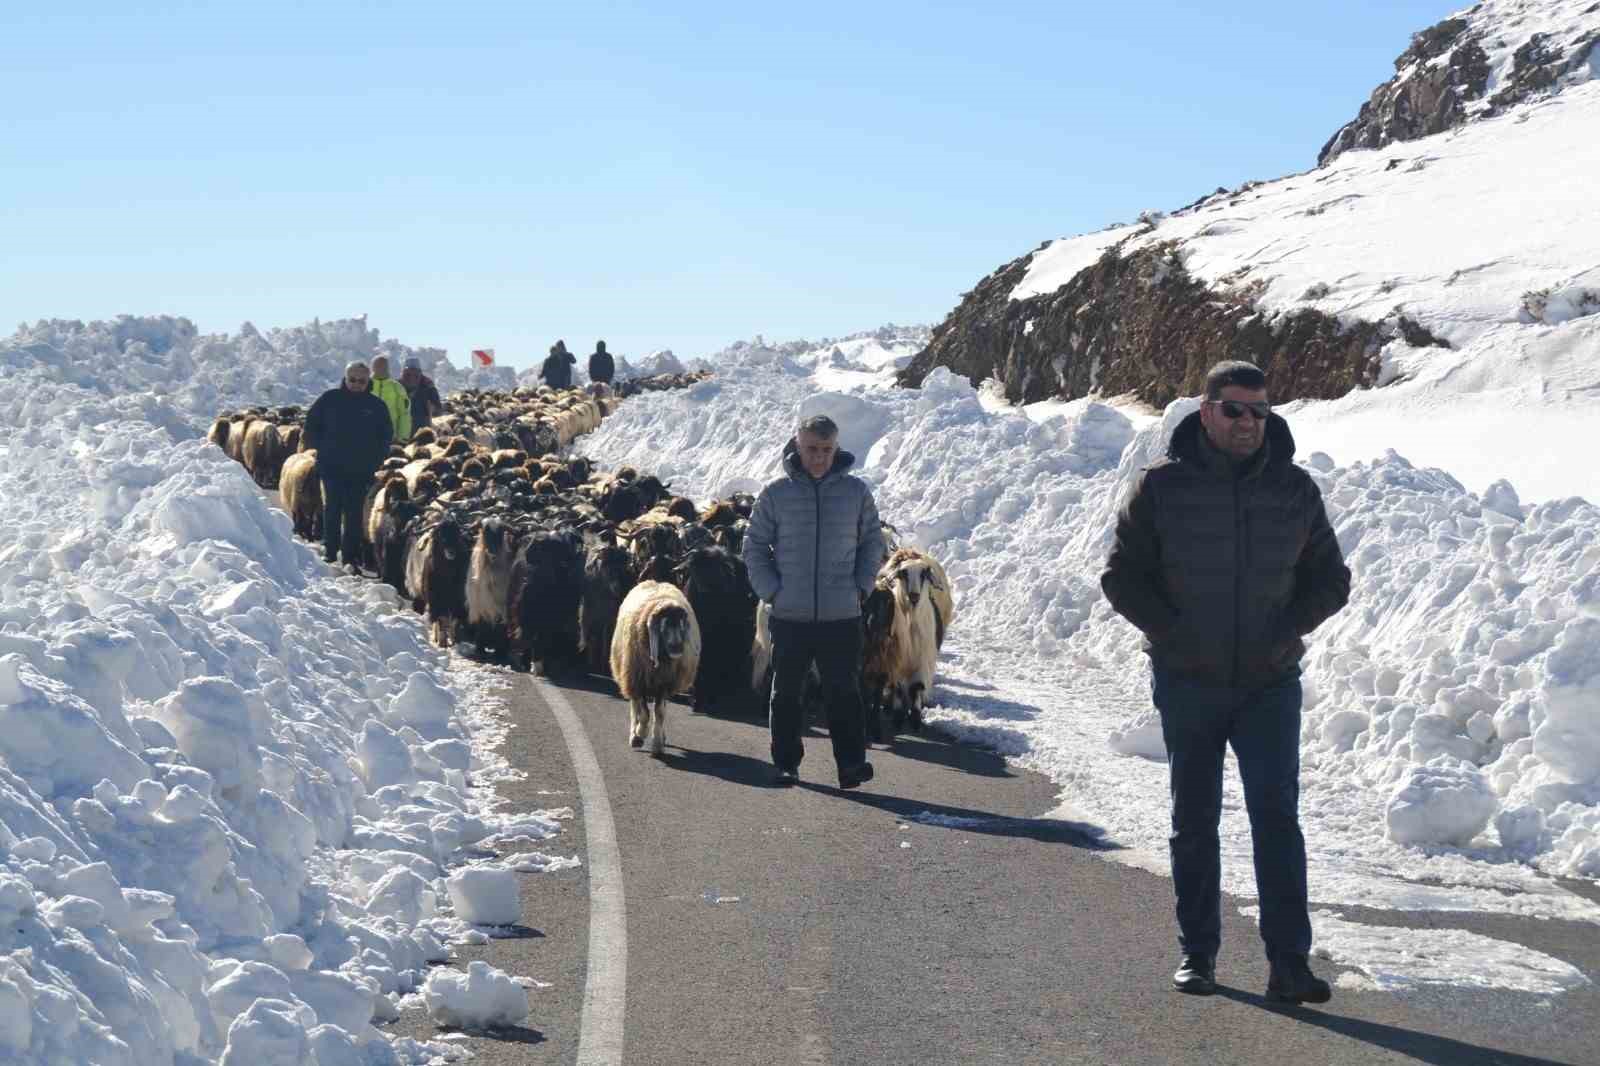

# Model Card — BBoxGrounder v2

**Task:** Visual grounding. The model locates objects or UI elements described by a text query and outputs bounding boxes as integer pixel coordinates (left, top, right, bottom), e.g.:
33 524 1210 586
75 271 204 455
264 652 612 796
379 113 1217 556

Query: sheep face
893 561 935 608
586 544 633 597
479 517 511 559
434 517 468 562
647 605 693 668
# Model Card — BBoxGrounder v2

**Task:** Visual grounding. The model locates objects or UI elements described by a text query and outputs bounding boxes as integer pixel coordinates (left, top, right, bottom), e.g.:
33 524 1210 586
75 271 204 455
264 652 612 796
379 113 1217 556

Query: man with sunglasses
303 360 394 576
1101 360 1350 1004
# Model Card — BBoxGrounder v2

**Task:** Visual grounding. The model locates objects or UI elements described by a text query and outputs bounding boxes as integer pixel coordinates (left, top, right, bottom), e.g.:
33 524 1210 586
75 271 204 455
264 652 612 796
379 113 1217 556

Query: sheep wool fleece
743 440 885 623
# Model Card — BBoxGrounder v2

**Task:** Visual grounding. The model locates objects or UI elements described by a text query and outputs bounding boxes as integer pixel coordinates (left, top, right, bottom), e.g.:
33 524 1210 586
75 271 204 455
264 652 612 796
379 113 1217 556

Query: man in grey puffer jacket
744 414 885 789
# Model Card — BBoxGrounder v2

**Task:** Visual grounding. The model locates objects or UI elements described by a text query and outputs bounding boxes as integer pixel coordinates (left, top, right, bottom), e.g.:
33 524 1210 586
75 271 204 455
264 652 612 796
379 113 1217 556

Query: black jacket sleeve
304 392 328 452
1100 470 1180 640
1287 483 1350 636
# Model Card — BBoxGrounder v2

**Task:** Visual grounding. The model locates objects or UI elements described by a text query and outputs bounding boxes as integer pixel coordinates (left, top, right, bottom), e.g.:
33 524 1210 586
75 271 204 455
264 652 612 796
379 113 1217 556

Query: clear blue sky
1 1 1456 371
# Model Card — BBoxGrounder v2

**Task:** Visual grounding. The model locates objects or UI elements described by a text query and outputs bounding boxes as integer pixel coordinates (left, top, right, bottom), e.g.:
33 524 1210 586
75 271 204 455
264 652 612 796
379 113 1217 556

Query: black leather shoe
838 762 874 789
1266 955 1332 1004
1173 954 1216 995
773 767 799 787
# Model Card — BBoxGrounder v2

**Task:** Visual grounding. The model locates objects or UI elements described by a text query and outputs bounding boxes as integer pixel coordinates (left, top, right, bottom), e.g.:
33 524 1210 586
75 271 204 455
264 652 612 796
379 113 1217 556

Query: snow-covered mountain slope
1015 80 1600 501
908 3 1600 503
1319 0 1600 162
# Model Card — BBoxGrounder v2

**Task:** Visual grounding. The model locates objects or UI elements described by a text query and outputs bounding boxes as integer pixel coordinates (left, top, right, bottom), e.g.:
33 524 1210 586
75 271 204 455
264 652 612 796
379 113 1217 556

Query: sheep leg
650 694 666 756
629 699 647 749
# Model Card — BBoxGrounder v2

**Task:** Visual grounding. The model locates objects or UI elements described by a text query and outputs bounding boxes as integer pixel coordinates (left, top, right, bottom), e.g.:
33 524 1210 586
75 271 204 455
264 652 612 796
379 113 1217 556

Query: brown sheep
610 581 701 756
279 451 322 540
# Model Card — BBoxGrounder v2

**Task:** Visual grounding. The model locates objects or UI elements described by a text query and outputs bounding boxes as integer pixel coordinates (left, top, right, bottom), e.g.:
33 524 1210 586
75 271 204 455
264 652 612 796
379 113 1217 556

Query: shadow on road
884 731 1018 779
814 785 1117 851
480 924 544 940
656 746 788 789
442 1024 547 1046
1215 987 1576 1066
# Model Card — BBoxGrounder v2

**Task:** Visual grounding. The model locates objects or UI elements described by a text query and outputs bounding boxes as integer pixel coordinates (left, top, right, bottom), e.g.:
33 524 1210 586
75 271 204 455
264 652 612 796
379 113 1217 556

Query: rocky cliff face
1319 4 1600 164
896 237 1445 407
899 1 1592 408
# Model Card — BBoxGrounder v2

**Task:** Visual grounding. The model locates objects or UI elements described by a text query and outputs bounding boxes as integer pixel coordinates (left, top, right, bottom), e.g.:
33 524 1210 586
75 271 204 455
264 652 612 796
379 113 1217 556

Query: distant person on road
368 355 412 441
1101 360 1350 1003
304 360 394 575
400 356 443 431
588 340 615 386
540 339 577 389
743 414 884 790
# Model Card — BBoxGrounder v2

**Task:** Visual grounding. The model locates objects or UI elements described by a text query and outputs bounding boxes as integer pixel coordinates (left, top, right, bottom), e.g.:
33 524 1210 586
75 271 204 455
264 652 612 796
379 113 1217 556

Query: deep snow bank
0 367 563 1060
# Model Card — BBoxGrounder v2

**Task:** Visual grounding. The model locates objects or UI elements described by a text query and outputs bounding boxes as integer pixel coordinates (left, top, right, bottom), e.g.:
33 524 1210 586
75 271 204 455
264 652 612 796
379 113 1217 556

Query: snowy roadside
0 348 576 1061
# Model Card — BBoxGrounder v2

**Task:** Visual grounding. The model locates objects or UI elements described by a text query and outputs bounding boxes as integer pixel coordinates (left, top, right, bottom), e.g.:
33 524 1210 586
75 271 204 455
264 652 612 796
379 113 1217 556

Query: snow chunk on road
423 961 530 1029
447 866 522 926
1385 762 1498 846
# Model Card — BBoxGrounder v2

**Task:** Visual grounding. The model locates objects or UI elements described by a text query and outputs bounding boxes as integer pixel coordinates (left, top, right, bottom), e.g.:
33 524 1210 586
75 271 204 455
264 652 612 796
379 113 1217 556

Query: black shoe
1266 955 1332 1005
1172 954 1216 995
837 762 874 789
323 553 338 565
773 767 799 787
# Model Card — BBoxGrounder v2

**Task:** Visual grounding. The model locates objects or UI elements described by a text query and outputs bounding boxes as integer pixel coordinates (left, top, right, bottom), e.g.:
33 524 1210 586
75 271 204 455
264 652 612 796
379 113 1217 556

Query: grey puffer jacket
743 440 886 623
1101 411 1350 691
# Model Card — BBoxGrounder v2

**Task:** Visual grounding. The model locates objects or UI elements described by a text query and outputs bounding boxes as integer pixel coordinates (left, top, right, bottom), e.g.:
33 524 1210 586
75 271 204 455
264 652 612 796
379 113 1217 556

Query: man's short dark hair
797 414 839 440
1205 360 1267 399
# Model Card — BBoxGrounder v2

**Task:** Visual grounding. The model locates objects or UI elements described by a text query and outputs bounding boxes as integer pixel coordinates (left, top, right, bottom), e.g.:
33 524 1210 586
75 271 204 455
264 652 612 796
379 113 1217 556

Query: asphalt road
389 669 1600 1065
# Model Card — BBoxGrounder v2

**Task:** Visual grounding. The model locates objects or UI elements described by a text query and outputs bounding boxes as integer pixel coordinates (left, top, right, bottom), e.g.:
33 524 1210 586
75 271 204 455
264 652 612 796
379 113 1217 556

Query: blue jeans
1152 668 1311 961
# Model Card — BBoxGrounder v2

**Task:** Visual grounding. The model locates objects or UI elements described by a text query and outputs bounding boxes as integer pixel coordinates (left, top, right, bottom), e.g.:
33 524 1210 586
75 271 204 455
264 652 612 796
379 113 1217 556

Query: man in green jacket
1101 360 1350 1005
369 355 412 442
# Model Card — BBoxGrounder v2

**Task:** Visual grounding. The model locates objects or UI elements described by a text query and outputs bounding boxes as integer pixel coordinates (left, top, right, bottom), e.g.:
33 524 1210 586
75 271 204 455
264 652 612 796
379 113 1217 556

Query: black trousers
1152 668 1312 962
769 617 866 774
320 473 370 567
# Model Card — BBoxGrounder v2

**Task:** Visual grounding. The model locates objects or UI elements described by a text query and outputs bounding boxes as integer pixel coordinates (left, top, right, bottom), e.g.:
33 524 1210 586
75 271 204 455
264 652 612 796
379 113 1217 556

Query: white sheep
610 581 702 756
465 517 518 656
878 547 956 726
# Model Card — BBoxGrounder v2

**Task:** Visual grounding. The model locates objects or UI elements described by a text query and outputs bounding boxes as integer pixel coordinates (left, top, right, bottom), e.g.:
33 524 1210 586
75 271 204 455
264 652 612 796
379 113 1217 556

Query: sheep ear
647 617 660 668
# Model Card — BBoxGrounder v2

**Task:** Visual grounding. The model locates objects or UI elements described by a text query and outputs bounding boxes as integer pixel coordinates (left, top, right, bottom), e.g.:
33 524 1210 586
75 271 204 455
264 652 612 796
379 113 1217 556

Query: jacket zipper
812 477 822 623
1232 477 1244 688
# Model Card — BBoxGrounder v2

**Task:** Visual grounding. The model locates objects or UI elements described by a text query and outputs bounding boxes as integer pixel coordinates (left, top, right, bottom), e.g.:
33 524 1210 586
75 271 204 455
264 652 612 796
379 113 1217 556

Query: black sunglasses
1206 399 1270 421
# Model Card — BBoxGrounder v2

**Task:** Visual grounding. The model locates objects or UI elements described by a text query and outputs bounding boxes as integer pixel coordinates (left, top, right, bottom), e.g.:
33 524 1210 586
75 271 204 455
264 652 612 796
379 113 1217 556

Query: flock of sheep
206 375 956 752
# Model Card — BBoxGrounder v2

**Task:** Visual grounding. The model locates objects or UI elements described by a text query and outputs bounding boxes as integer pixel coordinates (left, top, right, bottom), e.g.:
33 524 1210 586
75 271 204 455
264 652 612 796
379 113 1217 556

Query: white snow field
0 318 576 1063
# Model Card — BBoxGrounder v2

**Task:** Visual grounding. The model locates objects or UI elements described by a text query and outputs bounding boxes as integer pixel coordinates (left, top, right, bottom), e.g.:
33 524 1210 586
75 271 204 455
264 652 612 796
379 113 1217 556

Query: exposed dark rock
1319 10 1599 165
897 242 1443 408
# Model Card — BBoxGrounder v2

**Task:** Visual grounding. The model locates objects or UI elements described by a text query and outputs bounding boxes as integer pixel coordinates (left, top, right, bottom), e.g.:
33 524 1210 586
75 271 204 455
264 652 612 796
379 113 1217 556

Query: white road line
537 679 628 1064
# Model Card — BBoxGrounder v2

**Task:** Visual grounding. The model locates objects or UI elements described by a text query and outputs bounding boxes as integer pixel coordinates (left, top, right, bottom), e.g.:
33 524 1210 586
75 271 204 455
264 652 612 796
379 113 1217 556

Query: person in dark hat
400 356 442 432
588 340 616 386
540 340 576 389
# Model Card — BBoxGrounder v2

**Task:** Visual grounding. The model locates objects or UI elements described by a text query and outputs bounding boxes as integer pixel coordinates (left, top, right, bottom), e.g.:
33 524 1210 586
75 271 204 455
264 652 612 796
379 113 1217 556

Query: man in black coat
303 361 393 574
539 340 576 389
1101 360 1350 1004
587 340 615 386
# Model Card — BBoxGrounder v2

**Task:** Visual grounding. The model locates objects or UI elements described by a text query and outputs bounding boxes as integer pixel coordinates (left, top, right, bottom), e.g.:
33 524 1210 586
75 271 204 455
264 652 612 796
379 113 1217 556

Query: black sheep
376 498 422 598
579 541 634 676
676 546 758 715
408 511 471 648
507 528 584 675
